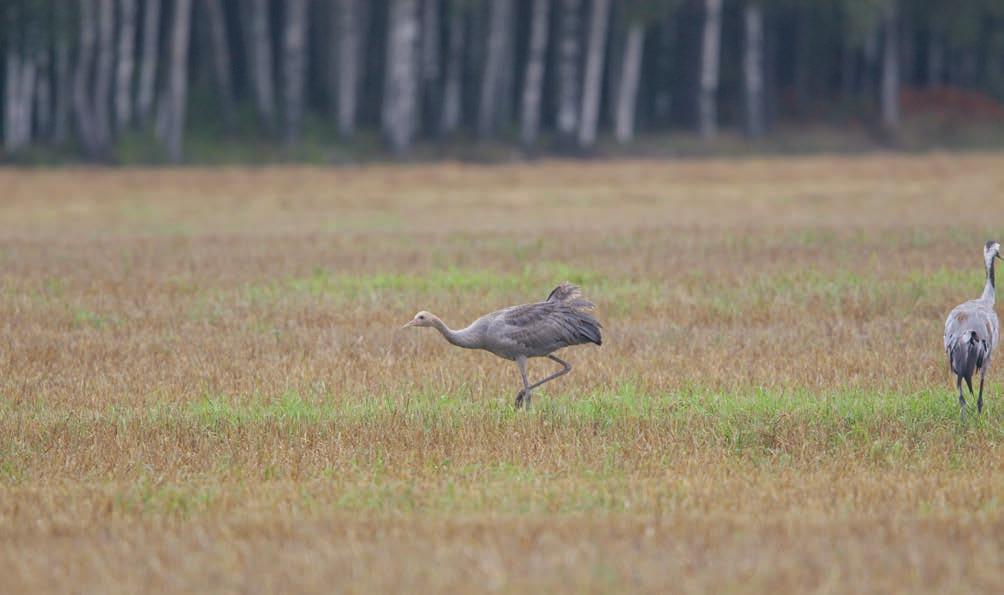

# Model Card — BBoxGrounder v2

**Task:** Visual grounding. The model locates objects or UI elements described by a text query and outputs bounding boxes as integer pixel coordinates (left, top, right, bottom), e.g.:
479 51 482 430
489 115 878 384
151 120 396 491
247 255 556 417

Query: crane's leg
978 366 987 414
958 375 967 424
515 356 531 409
524 355 572 393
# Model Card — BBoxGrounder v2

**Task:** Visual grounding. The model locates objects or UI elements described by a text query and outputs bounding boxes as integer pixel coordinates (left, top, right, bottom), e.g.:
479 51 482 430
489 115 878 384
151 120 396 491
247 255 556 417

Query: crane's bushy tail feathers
547 282 595 309
548 282 602 346
951 331 985 394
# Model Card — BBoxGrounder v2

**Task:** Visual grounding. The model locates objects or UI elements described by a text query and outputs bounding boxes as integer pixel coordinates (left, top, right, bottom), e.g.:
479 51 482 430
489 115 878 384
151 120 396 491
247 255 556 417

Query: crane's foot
978 397 983 414
515 389 531 410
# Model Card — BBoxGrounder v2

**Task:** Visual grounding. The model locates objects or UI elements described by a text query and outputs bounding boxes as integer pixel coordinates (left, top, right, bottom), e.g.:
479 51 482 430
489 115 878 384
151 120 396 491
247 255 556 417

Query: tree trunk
927 34 943 88
478 0 512 138
614 22 644 144
862 25 879 101
698 0 722 139
880 1 899 131
383 0 420 154
440 2 464 135
93 0 115 149
421 0 440 131
556 0 581 143
73 0 100 157
157 0 193 162
35 49 51 139
334 0 362 138
4 50 36 151
282 0 309 146
578 0 610 148
137 0 161 125
53 35 72 143
841 38 855 101
250 0 276 130
793 5 810 113
205 0 236 127
743 3 765 138
115 0 137 130
520 0 549 148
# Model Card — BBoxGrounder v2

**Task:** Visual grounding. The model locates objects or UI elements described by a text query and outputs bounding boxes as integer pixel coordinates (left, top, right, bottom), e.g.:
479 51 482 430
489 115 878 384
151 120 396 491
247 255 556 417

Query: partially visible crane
402 282 602 408
944 240 1001 422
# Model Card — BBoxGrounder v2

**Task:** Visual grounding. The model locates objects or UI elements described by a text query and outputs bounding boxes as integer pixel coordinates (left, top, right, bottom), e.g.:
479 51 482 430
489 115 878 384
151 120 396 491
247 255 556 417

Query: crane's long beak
401 320 416 329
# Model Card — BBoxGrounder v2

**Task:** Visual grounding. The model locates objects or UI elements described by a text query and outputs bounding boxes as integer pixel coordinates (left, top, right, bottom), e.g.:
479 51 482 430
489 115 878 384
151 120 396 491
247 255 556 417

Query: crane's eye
418 315 425 320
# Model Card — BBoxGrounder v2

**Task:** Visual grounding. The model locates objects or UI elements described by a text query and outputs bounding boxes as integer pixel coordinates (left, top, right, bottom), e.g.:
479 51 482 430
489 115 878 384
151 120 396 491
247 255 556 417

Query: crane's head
985 240 1002 267
402 311 436 329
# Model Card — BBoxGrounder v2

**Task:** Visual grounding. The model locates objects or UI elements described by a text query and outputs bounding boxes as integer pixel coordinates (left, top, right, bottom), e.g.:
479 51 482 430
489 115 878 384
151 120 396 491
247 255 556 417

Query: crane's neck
981 257 997 303
430 317 482 350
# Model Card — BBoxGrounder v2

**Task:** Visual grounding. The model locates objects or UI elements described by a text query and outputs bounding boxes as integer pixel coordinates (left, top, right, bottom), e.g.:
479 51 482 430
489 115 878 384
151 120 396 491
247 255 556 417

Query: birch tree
880 1 899 130
156 0 193 162
136 0 161 125
743 2 765 137
115 0 137 130
335 0 363 138
249 0 276 130
698 0 723 139
478 0 512 138
282 0 309 146
578 0 611 148
556 0 581 143
520 0 550 147
73 0 100 157
205 0 235 127
383 0 420 154
440 0 465 135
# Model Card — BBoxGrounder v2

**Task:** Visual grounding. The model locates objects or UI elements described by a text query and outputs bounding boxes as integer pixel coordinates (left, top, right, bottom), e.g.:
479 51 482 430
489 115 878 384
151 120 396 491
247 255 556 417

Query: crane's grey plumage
403 282 602 408
944 240 1001 422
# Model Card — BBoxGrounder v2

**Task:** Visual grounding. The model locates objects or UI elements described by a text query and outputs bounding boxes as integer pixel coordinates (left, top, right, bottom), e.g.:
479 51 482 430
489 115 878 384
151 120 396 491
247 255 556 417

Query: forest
2 0 1004 163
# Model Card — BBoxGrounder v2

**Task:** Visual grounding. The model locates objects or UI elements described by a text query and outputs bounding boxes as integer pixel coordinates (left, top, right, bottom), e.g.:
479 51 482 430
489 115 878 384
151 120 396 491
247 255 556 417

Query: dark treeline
2 0 1004 162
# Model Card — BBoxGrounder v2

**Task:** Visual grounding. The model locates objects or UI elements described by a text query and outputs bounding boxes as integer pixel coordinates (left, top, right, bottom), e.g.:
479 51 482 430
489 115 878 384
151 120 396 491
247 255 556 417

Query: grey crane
944 240 1002 422
402 282 602 408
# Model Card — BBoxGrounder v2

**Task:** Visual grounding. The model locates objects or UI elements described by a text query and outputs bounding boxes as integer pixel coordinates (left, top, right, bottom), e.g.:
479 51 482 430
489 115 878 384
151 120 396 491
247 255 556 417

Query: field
1 154 1003 593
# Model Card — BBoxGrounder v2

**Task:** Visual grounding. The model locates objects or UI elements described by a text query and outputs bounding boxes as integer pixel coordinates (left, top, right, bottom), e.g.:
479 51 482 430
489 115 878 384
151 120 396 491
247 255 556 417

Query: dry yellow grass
1 154 1003 593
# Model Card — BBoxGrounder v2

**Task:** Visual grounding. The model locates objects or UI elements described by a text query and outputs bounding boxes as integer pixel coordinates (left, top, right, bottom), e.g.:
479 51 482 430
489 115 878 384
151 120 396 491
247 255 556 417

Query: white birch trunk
4 51 24 150
73 0 99 156
250 0 276 129
136 0 161 125
35 49 51 139
421 0 440 129
578 0 610 148
520 0 549 147
53 36 71 143
158 0 193 162
93 0 115 148
440 2 464 135
614 22 644 144
282 0 309 146
698 0 722 139
336 0 361 138
115 0 137 130
205 0 235 126
383 0 420 154
743 3 765 138
478 0 512 138
556 0 581 141
880 1 899 130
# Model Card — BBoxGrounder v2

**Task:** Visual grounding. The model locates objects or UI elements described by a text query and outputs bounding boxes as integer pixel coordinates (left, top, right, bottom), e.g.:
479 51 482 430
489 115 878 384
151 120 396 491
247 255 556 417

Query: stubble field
1 154 1003 593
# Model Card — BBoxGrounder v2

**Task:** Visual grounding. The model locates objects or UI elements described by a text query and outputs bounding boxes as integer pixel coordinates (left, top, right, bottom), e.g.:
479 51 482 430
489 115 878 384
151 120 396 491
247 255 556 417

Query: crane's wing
489 284 602 355
945 301 998 354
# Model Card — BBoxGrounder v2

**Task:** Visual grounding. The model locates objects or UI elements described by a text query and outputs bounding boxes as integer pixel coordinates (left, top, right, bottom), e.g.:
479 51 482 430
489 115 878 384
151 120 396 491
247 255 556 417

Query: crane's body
944 240 1001 422
403 283 602 408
